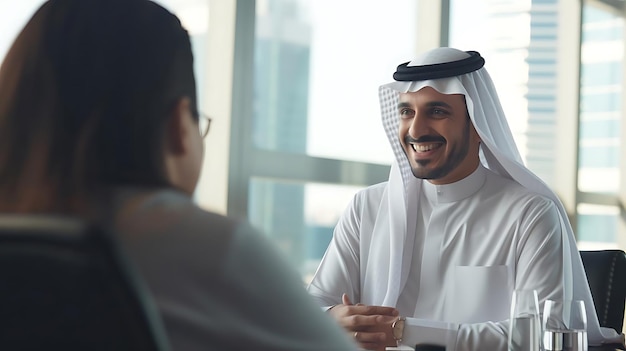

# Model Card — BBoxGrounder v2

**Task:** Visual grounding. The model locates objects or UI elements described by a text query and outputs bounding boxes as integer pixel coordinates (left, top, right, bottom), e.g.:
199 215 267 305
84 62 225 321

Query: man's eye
431 108 449 116
399 109 414 118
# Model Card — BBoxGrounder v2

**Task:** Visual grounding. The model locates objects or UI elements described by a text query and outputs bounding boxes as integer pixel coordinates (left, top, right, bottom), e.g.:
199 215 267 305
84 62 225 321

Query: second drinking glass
543 299 588 351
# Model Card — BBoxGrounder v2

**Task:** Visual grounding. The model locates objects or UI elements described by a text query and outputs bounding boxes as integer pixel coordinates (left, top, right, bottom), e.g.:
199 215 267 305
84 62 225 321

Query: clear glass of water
542 300 587 351
508 289 541 351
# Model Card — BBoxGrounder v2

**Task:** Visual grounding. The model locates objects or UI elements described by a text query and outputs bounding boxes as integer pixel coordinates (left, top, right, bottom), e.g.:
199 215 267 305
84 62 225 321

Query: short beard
410 143 468 180
406 118 471 180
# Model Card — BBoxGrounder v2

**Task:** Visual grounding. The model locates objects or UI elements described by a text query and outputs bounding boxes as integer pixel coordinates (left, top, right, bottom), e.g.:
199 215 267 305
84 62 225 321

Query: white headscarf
377 47 619 344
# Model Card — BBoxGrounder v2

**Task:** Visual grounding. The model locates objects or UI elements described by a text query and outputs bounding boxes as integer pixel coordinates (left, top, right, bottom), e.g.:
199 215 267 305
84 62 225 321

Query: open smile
410 143 443 153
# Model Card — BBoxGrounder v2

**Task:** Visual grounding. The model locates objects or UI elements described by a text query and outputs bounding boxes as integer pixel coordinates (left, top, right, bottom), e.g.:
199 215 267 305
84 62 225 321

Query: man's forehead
398 87 466 103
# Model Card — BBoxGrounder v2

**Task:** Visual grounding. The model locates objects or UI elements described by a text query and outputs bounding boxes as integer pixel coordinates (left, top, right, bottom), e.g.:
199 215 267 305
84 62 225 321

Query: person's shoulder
117 188 249 246
356 181 388 198
153 190 268 247
150 189 240 228
482 168 555 208
117 188 261 272
342 181 389 213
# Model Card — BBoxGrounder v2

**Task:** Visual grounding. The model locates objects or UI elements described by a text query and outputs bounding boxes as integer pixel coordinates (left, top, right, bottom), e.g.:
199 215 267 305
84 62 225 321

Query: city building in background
0 0 624 278
250 0 310 272
577 3 623 246
451 0 623 249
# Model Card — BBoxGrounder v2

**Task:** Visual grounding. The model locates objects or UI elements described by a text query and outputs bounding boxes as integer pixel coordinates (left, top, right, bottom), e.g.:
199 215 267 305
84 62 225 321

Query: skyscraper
250 0 311 271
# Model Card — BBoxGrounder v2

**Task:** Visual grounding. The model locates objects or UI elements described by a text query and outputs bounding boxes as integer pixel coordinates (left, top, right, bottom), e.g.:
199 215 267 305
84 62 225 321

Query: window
253 0 417 165
574 2 624 252
234 0 420 278
577 204 619 249
0 1 45 60
249 178 361 281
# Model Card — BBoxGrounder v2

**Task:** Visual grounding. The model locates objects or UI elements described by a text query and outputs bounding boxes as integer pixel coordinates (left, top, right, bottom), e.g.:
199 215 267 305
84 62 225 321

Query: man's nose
408 113 429 139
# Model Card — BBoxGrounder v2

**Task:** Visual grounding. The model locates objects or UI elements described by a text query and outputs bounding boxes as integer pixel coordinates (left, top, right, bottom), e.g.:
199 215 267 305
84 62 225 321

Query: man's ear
469 120 482 143
165 97 192 155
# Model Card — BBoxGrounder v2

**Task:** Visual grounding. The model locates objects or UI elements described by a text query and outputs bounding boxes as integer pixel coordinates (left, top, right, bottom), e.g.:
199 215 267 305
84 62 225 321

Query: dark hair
0 0 197 213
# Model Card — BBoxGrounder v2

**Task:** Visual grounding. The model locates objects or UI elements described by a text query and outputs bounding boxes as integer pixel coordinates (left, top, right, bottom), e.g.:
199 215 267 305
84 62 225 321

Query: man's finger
343 314 396 328
347 304 399 316
342 293 352 305
353 331 387 351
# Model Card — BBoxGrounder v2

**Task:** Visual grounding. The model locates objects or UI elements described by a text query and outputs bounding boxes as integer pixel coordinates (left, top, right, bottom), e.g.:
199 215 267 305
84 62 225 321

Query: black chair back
0 215 170 350
580 249 626 333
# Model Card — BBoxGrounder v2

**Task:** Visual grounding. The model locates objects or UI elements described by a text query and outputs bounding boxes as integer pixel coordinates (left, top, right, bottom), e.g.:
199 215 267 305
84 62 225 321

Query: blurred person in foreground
307 47 625 350
0 0 358 350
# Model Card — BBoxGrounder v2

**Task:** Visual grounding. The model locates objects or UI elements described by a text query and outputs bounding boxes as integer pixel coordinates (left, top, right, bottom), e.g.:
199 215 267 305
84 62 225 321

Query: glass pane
248 178 362 283
450 0 565 187
253 0 418 165
0 0 210 114
155 0 209 111
578 3 623 193
576 203 619 250
0 1 45 61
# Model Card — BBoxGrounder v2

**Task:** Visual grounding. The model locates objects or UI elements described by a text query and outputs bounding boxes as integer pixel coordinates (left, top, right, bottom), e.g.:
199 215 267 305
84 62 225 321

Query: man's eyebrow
425 101 453 109
397 101 454 109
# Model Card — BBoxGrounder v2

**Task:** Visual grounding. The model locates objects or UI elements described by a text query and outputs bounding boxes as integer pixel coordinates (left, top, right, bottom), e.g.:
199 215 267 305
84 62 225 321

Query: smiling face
398 87 481 185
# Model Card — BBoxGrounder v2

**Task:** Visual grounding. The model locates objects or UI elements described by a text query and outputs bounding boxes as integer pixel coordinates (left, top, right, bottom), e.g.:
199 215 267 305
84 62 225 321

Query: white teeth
411 143 438 152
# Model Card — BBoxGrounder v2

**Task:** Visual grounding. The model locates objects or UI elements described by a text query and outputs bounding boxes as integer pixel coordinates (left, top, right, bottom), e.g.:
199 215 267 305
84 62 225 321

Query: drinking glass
543 300 587 351
508 289 541 351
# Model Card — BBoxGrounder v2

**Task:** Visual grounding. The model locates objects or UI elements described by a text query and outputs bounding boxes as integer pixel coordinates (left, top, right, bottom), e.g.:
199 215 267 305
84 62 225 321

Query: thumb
342 293 353 305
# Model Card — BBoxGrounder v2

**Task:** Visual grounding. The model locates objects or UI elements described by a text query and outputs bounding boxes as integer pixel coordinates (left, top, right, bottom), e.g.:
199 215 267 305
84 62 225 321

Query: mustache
404 135 446 144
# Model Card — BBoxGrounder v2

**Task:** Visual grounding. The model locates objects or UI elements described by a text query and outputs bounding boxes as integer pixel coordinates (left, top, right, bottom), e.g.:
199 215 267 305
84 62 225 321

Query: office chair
0 215 170 350
580 249 626 333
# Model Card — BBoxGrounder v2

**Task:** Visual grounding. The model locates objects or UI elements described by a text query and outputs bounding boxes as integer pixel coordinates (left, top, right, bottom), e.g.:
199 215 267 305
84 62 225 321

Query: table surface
386 343 625 350
589 344 626 351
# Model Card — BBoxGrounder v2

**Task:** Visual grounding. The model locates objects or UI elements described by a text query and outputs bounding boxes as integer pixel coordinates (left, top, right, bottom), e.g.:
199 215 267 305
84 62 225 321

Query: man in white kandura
307 47 624 351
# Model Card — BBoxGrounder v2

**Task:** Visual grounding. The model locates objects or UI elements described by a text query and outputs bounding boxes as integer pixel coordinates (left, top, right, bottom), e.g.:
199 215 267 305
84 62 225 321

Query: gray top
114 188 357 351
